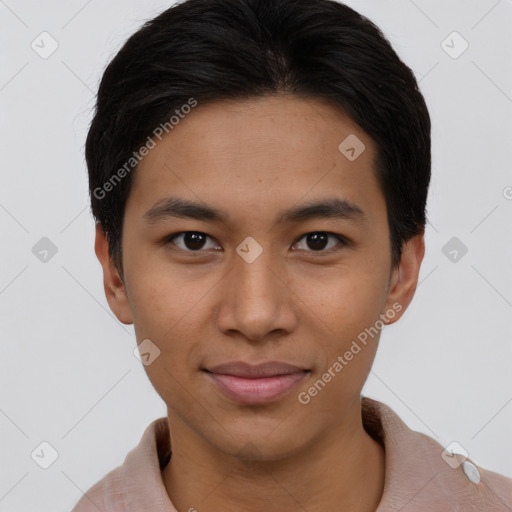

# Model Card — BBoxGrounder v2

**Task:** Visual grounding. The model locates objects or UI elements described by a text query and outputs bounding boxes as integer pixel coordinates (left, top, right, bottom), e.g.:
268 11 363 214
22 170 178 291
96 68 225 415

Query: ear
383 232 425 325
94 223 133 325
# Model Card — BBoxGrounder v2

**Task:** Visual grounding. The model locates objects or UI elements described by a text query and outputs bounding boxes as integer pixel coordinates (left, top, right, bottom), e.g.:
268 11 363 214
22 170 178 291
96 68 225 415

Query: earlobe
94 223 133 325
384 232 425 325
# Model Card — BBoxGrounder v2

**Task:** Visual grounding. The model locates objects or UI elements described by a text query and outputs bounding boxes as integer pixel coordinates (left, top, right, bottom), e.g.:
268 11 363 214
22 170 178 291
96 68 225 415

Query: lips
203 361 309 405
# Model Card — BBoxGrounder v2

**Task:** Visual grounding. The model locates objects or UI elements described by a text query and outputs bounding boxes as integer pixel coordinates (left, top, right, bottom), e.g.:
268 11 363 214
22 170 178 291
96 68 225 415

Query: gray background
1 0 511 510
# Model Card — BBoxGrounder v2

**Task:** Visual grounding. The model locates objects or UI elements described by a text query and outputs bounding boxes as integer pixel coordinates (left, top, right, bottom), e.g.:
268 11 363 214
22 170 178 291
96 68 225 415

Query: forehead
127 95 384 223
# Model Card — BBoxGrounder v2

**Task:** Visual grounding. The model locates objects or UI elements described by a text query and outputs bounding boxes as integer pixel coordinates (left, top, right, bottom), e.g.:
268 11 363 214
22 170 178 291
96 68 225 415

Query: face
96 95 424 460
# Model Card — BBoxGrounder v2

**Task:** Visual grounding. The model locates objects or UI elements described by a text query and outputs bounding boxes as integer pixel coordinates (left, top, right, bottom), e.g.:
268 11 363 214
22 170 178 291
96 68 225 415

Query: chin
204 411 313 462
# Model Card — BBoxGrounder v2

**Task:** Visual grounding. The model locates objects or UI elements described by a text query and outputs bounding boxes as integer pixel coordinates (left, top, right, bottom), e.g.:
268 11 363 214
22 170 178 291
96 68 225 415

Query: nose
215 250 299 343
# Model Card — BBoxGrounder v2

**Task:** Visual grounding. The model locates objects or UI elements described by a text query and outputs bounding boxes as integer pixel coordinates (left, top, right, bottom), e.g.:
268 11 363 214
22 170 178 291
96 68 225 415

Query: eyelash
163 231 350 254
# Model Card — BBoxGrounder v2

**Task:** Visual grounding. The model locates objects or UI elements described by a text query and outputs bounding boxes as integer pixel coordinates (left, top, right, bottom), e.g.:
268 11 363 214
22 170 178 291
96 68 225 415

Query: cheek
297 264 389 342
296 273 385 415
126 278 193 379
126 259 196 332
126 262 215 353
128 278 205 407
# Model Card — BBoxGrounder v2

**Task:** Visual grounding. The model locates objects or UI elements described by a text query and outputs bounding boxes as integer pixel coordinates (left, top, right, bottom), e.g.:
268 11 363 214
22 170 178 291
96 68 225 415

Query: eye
293 232 348 253
164 231 221 252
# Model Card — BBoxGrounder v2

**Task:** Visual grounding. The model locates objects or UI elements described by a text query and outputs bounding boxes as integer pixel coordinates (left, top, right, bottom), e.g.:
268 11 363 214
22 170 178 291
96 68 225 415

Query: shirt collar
118 396 487 511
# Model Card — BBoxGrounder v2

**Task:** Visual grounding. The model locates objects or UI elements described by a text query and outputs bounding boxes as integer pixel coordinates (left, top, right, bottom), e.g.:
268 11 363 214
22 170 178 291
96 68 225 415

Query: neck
162 399 385 512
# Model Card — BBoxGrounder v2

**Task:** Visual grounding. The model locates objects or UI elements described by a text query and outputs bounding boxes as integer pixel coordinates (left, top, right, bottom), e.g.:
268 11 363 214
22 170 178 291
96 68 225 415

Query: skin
95 95 425 512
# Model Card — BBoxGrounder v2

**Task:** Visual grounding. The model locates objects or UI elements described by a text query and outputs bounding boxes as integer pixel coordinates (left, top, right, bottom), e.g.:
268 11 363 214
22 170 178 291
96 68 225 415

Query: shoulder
362 397 512 511
416 430 512 511
69 417 170 512
70 465 124 512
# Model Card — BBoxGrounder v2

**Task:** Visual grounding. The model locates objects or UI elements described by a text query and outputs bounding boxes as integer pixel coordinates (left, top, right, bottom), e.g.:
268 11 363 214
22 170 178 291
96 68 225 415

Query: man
72 0 512 510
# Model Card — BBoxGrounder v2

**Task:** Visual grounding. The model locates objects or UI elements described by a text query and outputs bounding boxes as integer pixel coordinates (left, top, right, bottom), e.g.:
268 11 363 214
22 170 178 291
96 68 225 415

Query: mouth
202 361 310 405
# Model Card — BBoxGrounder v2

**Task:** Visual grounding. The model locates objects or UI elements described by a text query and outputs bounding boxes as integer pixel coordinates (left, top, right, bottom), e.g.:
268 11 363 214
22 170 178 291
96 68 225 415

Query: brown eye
294 232 347 252
165 232 220 252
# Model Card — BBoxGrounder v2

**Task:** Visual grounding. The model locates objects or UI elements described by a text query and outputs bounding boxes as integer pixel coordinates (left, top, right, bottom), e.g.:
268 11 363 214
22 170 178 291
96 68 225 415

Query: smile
203 361 310 405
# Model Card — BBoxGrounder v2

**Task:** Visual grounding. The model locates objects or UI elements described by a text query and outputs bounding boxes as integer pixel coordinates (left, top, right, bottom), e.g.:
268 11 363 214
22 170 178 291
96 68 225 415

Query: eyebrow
276 198 367 225
143 196 367 226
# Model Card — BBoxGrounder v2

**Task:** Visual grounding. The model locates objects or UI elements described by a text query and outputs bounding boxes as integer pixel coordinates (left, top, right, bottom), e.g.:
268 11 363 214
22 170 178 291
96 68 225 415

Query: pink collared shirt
71 397 512 511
